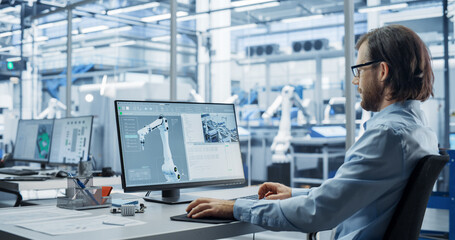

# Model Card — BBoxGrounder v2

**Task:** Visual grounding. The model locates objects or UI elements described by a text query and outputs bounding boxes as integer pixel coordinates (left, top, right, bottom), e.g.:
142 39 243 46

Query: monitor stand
143 189 196 205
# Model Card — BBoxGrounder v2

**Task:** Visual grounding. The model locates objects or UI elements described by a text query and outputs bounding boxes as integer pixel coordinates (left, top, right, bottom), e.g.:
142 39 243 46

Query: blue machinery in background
424 150 455 239
43 63 94 99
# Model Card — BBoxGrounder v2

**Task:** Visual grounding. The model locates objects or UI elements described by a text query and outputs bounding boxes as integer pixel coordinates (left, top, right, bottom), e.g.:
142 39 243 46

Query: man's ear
378 62 389 82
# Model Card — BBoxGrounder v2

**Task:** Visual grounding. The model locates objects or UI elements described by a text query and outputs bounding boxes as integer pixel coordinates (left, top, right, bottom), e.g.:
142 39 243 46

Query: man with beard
186 25 438 239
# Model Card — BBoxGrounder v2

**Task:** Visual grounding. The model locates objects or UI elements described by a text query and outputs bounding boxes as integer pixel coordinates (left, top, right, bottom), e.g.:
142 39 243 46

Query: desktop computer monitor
13 119 54 164
48 116 94 165
115 100 245 204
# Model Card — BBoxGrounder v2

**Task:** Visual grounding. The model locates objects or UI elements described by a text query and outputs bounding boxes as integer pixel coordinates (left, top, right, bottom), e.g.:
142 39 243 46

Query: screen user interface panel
49 116 93 165
116 101 244 188
13 119 54 162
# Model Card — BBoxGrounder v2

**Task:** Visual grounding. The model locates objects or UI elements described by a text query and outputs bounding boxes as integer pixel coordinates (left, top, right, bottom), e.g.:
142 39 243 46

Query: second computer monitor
13 119 54 163
49 116 93 165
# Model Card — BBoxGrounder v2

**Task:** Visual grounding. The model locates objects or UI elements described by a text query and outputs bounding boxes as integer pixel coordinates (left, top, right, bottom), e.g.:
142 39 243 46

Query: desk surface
0 186 264 240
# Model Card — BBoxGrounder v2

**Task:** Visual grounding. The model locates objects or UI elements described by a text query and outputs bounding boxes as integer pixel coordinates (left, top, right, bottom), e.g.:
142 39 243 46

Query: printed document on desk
16 215 145 235
0 206 91 224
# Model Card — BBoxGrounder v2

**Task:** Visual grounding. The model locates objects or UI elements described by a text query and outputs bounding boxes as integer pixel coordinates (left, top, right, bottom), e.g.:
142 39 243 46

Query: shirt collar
364 100 420 129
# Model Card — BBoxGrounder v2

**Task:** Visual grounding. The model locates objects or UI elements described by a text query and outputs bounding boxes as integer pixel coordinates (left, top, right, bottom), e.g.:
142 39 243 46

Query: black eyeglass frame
351 60 383 78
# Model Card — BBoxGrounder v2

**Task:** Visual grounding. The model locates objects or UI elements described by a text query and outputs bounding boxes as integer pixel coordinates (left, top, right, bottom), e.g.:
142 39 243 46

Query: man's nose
352 77 359 85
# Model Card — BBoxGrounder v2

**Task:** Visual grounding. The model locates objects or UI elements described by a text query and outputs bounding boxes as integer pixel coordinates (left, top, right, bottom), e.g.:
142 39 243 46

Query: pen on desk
68 173 100 205
76 177 100 205
102 221 126 226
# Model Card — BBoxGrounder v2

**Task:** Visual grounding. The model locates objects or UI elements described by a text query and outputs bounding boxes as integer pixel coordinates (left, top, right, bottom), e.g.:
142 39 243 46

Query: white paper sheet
16 215 145 235
0 206 91 224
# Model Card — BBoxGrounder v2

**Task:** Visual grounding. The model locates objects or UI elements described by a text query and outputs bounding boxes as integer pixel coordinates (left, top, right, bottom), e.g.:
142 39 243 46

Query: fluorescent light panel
358 3 408 13
177 13 208 22
109 40 136 47
151 34 182 42
107 2 160 15
281 14 323 23
6 57 21 62
80 25 110 34
234 2 280 12
37 18 82 29
141 11 188 22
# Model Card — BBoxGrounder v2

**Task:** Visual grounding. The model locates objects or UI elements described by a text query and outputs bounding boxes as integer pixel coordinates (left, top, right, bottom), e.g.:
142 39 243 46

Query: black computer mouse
55 170 68 178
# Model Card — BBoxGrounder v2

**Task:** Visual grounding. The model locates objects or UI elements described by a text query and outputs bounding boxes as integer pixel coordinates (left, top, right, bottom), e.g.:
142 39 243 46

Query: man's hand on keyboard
258 182 292 200
186 198 235 219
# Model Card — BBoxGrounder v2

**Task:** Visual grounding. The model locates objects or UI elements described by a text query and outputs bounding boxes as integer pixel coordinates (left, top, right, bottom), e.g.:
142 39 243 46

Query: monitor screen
13 119 54 163
115 100 245 204
49 116 94 165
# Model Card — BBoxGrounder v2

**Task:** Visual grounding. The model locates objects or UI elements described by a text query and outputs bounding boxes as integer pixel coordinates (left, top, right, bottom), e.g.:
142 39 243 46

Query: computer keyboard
0 168 38 176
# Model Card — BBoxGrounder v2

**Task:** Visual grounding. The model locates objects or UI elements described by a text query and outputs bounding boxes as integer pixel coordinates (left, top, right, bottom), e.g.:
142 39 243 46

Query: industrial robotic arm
38 98 68 119
262 85 311 163
137 115 181 182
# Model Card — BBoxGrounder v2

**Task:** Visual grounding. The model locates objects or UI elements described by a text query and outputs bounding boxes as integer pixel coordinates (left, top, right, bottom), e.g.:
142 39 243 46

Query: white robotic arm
262 95 283 121
137 115 181 182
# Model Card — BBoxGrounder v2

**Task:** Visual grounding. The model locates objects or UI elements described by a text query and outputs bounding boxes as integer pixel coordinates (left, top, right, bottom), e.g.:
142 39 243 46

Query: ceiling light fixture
6 57 21 62
109 40 136 47
151 34 182 42
177 13 208 22
80 25 109 34
107 2 160 15
281 14 324 23
234 2 280 12
141 11 188 22
37 18 82 29
358 3 408 13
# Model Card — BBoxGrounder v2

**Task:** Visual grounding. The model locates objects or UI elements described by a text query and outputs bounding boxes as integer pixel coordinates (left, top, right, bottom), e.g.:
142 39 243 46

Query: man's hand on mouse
186 198 235 219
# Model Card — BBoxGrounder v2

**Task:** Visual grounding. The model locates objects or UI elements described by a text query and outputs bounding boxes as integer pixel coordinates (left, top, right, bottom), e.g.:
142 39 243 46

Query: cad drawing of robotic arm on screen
137 115 181 182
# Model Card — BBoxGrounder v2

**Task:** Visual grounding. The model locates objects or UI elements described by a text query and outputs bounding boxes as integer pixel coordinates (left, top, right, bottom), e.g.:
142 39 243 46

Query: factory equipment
37 98 69 119
246 44 280 57
262 85 312 163
292 39 329 53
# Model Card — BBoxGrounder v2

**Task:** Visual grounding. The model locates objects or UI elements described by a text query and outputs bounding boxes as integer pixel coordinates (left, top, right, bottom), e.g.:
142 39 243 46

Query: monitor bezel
47 115 94 166
115 100 245 193
12 119 55 164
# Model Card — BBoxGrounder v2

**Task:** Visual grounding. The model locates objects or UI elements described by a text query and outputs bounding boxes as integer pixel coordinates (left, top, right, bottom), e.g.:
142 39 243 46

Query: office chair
0 188 22 207
306 154 449 240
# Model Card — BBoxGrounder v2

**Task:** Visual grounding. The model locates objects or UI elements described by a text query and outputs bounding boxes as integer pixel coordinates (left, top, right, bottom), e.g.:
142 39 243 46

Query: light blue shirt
234 100 439 239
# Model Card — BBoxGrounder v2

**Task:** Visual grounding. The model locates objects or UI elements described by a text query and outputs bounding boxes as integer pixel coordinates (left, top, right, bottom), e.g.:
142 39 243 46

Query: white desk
290 137 345 186
0 186 265 240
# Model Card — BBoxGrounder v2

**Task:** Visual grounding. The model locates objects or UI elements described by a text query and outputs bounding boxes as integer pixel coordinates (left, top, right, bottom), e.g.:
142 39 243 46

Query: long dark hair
356 25 434 102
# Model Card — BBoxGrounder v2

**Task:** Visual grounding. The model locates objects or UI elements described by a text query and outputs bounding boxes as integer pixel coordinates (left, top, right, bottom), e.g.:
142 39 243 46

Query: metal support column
443 0 450 148
66 5 72 117
19 2 25 119
170 0 177 101
344 0 356 149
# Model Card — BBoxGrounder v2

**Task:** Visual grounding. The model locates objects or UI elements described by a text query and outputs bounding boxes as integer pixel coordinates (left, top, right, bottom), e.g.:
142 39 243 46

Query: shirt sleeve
233 126 405 233
292 188 312 197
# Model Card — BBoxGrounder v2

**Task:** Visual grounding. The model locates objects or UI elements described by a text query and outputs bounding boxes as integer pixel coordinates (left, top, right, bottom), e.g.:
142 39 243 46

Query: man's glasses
351 60 383 78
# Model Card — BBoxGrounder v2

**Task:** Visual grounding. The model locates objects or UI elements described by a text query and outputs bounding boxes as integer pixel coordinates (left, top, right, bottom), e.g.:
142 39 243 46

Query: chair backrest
383 154 449 240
